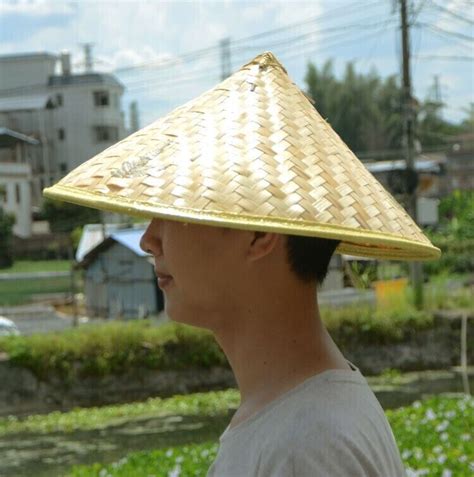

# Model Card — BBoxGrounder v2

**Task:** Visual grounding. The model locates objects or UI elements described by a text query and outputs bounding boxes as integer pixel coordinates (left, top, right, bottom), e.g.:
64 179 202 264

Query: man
44 52 439 476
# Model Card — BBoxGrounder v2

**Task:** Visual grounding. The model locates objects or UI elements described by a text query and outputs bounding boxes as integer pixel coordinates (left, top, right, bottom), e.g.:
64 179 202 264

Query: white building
0 128 38 237
0 51 126 236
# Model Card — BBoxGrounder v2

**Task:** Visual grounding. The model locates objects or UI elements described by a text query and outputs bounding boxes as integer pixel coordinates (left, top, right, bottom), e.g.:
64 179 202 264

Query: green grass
0 260 72 274
64 394 473 477
0 390 240 436
0 275 72 306
0 260 73 306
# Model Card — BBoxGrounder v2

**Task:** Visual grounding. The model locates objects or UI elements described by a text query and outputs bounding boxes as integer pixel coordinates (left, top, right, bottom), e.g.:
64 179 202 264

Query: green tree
459 103 474 133
417 99 463 147
41 198 101 233
305 60 468 154
0 207 15 268
305 60 403 153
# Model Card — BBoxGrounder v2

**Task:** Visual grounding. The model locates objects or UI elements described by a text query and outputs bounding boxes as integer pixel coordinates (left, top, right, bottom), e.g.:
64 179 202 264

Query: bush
0 321 228 381
0 207 15 269
322 303 433 346
424 238 474 275
41 198 101 233
425 190 474 275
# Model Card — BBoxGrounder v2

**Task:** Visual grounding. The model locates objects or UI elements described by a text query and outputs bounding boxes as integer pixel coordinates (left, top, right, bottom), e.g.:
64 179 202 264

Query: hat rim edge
43 184 441 262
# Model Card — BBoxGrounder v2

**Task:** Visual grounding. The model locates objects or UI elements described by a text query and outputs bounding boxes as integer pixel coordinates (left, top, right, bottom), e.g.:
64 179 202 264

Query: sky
0 0 472 130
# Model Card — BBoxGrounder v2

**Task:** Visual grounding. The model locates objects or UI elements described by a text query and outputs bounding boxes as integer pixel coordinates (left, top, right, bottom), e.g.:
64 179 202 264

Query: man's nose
140 220 162 255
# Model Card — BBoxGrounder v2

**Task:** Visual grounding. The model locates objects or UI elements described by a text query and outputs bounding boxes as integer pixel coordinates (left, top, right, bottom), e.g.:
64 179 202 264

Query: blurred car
0 316 20 336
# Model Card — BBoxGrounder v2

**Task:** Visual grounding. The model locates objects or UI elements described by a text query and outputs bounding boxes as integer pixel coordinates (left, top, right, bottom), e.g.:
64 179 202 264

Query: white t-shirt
207 364 406 477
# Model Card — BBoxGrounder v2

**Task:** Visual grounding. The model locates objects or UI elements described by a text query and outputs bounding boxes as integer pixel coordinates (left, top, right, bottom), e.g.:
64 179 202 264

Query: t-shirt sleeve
259 431 406 477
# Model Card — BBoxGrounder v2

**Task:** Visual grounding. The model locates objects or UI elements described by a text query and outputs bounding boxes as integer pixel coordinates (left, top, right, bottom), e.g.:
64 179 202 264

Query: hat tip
244 51 288 75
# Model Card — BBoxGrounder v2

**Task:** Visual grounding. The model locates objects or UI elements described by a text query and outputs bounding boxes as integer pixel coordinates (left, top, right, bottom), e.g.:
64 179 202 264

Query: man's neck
212 285 349 420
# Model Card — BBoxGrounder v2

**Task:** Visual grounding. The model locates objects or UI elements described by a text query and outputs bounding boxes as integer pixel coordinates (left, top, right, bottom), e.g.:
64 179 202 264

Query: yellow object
43 52 440 262
373 278 409 308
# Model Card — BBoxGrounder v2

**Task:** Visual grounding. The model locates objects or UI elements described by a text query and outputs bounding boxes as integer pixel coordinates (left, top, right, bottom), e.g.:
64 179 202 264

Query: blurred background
0 1 472 476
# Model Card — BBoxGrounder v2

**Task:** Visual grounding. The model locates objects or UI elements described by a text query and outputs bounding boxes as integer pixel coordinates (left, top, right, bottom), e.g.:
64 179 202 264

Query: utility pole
400 0 424 308
433 75 442 105
81 43 95 73
432 75 443 119
220 38 232 80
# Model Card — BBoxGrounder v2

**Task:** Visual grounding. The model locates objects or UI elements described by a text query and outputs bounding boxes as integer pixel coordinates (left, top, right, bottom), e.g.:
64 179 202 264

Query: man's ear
248 231 280 261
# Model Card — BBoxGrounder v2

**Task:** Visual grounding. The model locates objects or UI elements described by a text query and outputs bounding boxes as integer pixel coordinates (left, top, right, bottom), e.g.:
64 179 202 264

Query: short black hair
286 235 340 285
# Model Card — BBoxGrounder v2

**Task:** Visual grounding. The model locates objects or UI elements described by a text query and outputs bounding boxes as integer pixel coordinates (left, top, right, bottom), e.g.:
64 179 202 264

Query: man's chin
165 305 217 331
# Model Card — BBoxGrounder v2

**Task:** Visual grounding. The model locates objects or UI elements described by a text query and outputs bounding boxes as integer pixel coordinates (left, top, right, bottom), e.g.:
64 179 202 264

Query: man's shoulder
260 370 399 452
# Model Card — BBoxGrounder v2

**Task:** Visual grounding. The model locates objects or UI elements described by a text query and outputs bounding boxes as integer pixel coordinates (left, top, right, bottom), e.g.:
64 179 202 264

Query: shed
77 227 163 319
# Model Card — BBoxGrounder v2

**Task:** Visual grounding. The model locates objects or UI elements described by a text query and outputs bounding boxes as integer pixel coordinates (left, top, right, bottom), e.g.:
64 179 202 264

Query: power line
120 10 393 89
131 24 397 97
416 54 474 61
428 0 474 27
119 16 397 92
0 2 387 97
230 18 398 56
418 22 474 51
117 0 380 75
419 22 474 43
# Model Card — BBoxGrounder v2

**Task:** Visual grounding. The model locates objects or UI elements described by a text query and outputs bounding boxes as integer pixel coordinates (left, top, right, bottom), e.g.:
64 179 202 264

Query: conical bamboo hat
43 52 440 261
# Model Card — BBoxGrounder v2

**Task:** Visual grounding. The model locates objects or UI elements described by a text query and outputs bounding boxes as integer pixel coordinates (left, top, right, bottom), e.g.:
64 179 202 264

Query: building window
60 162 67 172
94 126 119 143
56 94 63 106
93 91 109 107
58 128 65 140
15 184 21 204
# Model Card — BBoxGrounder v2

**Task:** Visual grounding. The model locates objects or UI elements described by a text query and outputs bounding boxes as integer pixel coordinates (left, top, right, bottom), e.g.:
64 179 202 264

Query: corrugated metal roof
110 228 149 257
365 158 441 173
76 224 148 262
0 94 54 112
76 224 118 262
0 127 39 146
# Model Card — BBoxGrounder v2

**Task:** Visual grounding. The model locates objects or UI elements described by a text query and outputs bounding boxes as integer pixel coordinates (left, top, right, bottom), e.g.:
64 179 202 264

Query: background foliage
304 60 470 154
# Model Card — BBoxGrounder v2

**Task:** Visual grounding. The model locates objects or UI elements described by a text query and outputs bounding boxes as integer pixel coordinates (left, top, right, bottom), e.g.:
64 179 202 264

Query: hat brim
44 183 441 261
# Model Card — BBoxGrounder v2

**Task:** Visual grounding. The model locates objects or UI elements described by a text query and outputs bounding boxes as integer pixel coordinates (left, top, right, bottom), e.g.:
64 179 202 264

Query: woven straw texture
44 52 440 261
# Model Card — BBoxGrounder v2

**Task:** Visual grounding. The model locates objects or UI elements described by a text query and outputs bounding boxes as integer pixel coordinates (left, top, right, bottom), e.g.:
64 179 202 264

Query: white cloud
0 0 75 16
97 47 176 72
435 0 473 29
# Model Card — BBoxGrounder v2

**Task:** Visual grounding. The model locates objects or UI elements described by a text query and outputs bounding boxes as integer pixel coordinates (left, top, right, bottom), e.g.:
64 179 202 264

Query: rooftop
0 52 57 62
76 224 148 263
0 127 39 147
48 73 124 89
0 94 55 113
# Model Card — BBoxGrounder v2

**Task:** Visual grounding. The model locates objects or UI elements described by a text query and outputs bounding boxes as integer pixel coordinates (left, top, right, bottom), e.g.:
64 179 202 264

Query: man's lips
156 272 173 289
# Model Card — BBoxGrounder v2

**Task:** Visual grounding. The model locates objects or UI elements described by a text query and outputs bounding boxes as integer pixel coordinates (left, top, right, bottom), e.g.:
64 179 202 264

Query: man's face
140 218 249 328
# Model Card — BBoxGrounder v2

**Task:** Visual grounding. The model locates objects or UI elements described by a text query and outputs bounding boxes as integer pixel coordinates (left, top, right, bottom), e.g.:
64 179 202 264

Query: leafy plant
0 389 240 436
0 321 228 380
41 198 101 233
65 394 474 477
0 206 15 268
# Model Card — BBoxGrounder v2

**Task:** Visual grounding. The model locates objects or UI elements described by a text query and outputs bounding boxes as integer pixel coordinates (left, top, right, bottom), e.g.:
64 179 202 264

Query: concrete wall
1 318 472 416
0 54 56 91
51 82 126 171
